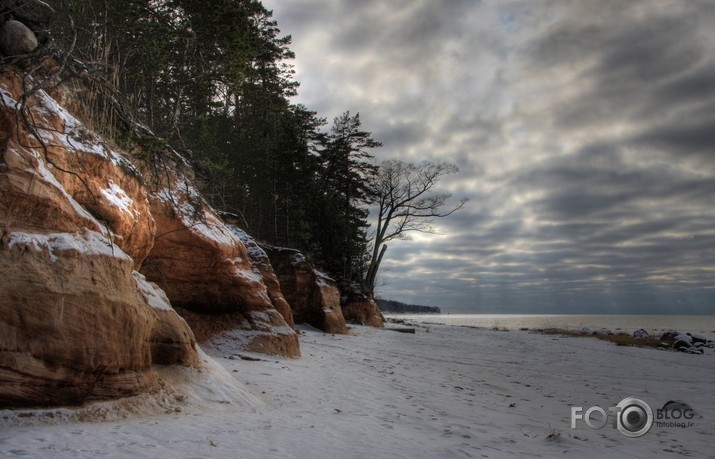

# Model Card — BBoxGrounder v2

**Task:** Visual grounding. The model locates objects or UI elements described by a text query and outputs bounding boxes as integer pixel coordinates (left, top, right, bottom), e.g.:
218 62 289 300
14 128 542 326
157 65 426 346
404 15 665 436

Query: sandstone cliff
0 68 197 407
135 146 299 357
0 65 299 407
266 247 348 334
220 217 296 329
342 298 385 328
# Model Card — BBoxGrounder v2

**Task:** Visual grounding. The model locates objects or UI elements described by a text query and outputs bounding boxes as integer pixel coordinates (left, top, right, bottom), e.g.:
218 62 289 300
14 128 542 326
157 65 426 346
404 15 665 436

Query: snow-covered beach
2 323 714 458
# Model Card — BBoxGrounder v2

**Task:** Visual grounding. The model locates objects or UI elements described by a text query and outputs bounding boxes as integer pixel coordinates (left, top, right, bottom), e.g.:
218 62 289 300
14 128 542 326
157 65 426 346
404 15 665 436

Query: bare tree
363 160 467 296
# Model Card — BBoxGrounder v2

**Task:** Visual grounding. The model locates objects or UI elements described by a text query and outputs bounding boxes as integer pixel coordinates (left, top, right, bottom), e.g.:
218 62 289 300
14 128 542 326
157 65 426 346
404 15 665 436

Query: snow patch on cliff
132 272 172 311
101 180 137 216
226 225 268 261
7 230 131 262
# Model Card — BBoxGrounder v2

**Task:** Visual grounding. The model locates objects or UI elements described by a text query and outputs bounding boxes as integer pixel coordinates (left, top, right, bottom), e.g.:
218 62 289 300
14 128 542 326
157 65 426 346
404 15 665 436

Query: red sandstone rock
176 307 300 358
266 247 348 334
342 299 385 328
222 219 296 329
0 64 302 408
2 69 155 267
136 145 300 357
0 69 197 407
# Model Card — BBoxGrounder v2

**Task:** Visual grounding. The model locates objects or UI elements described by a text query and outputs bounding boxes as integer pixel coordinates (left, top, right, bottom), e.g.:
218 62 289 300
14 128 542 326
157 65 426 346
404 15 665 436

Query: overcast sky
264 0 715 314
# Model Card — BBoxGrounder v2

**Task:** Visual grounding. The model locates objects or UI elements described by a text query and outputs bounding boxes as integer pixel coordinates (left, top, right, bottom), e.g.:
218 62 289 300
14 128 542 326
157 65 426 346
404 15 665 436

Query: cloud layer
265 0 715 313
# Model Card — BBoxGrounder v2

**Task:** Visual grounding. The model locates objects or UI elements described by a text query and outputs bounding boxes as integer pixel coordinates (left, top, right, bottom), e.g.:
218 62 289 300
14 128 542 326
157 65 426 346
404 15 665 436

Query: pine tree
55 1 384 285
316 111 381 282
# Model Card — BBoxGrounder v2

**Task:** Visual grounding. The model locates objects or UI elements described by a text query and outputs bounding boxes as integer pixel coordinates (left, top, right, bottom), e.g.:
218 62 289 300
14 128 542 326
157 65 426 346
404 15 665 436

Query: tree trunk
366 243 387 297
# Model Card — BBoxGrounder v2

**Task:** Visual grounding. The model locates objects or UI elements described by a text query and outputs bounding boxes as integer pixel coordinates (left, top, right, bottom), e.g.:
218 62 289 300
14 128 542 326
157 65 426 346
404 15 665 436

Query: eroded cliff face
0 65 299 406
221 219 296 330
266 247 348 335
136 146 299 358
342 299 385 328
0 68 198 407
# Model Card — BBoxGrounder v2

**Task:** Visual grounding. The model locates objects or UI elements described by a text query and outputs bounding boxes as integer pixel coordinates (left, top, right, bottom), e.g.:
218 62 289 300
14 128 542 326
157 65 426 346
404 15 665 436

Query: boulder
0 1 54 31
633 328 649 339
0 20 37 56
660 330 679 341
266 247 348 334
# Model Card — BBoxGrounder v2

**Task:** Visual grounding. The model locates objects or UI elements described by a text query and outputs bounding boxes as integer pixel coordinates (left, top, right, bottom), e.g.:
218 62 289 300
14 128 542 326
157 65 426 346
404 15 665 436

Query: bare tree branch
363 159 467 296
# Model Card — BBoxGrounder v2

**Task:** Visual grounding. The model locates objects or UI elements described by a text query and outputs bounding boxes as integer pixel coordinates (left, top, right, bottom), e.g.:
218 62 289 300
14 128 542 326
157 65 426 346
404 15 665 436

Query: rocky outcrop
0 63 302 406
665 331 714 354
1 71 156 266
338 284 384 327
136 145 300 358
342 299 385 328
176 307 299 358
0 68 197 407
266 247 348 334
220 217 295 329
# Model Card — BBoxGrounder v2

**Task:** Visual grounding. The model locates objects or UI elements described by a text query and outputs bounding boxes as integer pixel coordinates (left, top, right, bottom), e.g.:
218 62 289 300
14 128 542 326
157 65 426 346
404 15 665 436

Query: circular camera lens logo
616 397 653 438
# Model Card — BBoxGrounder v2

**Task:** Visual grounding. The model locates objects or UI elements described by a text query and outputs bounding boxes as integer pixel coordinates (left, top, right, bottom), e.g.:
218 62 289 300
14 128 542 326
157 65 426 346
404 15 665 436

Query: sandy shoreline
2 323 714 458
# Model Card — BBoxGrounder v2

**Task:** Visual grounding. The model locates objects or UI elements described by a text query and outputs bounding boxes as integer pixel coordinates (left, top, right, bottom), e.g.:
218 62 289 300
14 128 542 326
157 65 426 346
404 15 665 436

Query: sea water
385 314 715 336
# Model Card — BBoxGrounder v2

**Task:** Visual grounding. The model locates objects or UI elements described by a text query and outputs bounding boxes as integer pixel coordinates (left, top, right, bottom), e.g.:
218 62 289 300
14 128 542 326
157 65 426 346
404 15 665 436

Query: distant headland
376 299 441 314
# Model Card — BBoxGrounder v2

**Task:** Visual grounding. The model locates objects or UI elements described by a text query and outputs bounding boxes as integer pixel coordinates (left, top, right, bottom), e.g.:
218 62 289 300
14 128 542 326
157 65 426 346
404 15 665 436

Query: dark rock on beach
633 328 649 338
660 331 679 341
659 330 715 355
